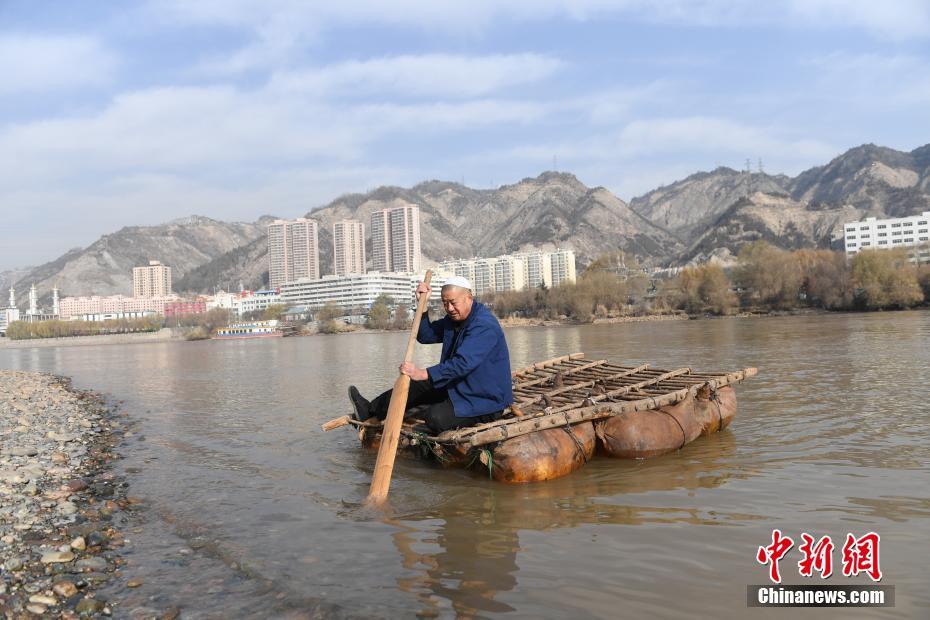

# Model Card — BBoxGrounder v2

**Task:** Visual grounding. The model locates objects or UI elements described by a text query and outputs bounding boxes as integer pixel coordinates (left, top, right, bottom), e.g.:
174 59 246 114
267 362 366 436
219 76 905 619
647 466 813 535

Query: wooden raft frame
333 353 757 450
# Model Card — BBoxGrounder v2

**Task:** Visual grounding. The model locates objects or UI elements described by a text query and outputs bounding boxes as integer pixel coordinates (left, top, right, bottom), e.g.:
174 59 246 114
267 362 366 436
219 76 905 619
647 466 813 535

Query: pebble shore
0 371 143 618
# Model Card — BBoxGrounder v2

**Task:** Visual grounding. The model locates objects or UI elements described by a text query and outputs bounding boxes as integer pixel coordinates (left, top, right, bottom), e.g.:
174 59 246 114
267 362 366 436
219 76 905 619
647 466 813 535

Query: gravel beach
0 371 142 618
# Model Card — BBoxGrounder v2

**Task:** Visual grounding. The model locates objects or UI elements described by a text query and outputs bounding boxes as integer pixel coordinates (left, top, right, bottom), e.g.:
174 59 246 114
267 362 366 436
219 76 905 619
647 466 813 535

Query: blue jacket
418 301 513 417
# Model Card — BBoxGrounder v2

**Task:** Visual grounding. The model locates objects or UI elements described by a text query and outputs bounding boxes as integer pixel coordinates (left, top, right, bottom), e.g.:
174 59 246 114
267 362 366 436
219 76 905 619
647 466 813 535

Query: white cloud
615 117 836 161
0 76 553 193
269 53 563 99
787 0 930 40
468 116 839 197
0 35 117 95
145 0 930 44
804 52 930 106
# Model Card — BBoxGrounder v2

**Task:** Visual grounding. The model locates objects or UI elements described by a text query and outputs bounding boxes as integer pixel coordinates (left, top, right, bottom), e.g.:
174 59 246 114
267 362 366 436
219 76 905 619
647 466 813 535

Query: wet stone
53 580 79 598
86 531 109 547
4 556 25 571
29 594 58 606
75 557 108 572
65 479 88 492
91 482 114 497
6 446 39 457
160 606 182 620
41 550 75 564
75 597 105 614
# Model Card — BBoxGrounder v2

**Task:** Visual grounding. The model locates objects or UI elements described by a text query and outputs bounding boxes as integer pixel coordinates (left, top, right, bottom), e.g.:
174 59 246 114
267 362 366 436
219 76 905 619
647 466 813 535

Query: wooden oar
367 270 433 506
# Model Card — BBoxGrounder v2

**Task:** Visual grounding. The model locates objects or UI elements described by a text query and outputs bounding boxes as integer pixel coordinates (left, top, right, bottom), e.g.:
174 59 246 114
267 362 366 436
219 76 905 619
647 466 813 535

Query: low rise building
0 288 21 336
280 272 447 313
0 307 20 336
237 290 282 316
164 299 207 319
844 211 930 262
438 249 576 295
59 294 182 319
73 311 156 322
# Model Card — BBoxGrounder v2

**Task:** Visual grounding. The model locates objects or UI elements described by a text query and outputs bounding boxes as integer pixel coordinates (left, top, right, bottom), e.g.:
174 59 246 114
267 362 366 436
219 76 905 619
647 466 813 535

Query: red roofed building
163 299 207 319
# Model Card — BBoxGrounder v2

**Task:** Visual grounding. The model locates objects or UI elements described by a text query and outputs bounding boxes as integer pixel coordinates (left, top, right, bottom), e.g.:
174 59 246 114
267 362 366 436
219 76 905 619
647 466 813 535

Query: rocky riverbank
0 371 144 618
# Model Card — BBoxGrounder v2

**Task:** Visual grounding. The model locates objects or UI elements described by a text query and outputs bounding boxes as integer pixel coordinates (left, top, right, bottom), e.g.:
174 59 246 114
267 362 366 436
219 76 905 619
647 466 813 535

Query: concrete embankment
0 371 145 617
0 328 178 349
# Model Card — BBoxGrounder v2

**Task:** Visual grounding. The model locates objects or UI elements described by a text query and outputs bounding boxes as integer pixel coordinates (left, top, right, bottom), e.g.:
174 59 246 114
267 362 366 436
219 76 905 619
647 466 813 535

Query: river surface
1 311 928 619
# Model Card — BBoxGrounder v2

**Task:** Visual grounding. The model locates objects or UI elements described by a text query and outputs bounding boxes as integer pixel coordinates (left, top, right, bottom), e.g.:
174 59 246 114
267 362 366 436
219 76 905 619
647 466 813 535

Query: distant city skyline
2 1 930 269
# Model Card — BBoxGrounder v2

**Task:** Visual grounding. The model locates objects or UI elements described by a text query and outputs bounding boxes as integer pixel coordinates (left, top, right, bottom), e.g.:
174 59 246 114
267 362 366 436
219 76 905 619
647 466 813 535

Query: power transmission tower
745 158 753 196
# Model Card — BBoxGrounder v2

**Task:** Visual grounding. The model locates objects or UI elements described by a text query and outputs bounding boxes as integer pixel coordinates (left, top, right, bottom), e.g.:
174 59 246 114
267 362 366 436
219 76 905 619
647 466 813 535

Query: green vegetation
365 294 394 330
183 326 210 341
316 302 343 334
659 264 737 314
261 304 287 321
175 308 232 339
5 316 163 340
392 301 410 330
485 244 929 321
849 249 923 310
487 252 651 322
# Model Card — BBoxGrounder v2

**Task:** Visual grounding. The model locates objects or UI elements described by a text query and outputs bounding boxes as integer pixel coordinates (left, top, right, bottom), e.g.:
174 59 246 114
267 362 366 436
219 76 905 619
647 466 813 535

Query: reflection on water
1 310 929 618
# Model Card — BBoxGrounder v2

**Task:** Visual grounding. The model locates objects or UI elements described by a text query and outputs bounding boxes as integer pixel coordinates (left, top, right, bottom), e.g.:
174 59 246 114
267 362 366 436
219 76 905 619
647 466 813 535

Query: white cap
443 275 472 290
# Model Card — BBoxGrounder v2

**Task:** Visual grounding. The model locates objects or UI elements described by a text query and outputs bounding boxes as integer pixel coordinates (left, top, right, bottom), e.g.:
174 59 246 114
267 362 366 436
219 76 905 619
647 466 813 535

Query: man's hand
399 361 428 381
415 281 431 301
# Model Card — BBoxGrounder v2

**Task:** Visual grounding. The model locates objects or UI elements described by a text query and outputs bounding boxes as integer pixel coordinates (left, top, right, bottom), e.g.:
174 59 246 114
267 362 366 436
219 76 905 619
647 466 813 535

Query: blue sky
2 0 929 269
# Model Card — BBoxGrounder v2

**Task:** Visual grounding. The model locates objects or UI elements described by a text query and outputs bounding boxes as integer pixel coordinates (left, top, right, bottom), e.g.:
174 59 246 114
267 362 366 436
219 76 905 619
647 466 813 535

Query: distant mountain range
7 143 930 306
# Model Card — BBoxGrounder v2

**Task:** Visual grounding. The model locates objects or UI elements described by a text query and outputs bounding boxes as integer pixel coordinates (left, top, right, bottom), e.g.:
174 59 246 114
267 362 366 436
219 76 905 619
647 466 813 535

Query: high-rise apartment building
493 255 526 292
370 210 391 272
333 220 366 276
549 249 577 287
370 205 421 273
133 260 173 298
267 218 320 288
516 252 554 289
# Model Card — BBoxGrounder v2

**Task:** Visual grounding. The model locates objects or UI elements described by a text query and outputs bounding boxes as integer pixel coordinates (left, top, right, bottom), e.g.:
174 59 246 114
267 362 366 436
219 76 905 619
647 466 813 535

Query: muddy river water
1 311 928 618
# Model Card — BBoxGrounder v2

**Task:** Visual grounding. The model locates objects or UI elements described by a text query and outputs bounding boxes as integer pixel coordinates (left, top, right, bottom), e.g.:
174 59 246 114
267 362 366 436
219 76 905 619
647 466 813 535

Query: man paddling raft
348 275 513 435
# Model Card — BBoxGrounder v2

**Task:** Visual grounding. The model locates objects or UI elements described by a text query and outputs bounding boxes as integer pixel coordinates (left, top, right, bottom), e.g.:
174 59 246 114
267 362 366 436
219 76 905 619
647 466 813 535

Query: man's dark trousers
368 380 501 435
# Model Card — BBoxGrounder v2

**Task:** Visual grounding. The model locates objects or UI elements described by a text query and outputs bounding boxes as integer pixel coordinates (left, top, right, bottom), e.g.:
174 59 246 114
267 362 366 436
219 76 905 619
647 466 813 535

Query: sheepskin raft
327 353 757 483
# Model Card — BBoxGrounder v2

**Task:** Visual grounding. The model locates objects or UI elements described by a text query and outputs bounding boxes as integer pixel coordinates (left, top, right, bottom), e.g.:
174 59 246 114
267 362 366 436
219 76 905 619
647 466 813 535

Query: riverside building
267 218 321 288
133 260 173 297
59 294 181 319
237 290 282 317
280 272 447 313
370 205 421 274
0 287 20 336
844 211 930 262
333 220 366 276
437 249 576 296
